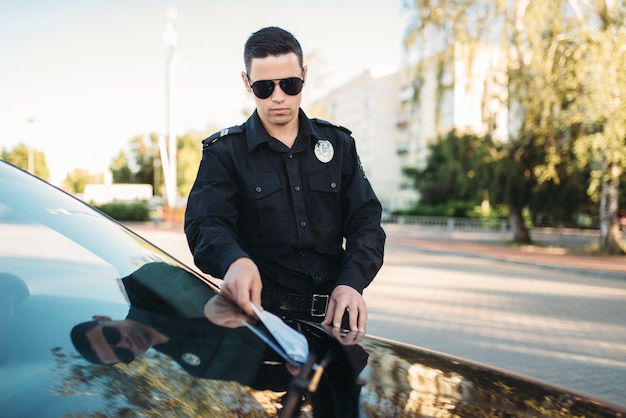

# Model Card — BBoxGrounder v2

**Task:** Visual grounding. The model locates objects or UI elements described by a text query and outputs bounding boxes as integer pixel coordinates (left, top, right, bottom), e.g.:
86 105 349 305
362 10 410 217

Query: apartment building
307 69 417 211
308 43 508 211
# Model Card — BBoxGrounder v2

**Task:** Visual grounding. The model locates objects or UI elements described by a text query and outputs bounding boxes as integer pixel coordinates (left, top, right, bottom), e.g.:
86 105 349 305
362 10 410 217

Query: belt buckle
311 294 329 317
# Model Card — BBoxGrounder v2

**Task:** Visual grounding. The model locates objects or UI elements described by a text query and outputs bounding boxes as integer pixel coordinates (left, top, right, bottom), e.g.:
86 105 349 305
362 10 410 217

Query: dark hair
243 26 304 74
70 320 104 364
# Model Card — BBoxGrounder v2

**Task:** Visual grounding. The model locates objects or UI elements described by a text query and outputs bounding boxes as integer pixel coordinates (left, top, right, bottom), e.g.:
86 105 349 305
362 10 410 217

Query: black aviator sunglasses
98 322 135 364
247 75 304 99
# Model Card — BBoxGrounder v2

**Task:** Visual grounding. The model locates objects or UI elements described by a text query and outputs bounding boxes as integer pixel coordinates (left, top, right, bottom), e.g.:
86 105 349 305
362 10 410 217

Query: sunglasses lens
102 325 135 363
251 80 274 99
279 77 304 95
249 77 304 99
114 347 135 364
102 325 121 345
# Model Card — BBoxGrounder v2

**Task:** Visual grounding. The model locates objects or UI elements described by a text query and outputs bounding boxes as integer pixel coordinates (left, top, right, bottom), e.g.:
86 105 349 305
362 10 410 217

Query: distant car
1 159 625 417
381 207 392 223
148 196 165 221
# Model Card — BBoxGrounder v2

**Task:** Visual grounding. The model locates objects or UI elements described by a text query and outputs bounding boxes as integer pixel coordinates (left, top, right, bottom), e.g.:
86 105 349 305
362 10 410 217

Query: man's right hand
219 257 263 318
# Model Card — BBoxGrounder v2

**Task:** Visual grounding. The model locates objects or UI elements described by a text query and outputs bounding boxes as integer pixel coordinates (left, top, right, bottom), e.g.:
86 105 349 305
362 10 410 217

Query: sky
0 0 412 185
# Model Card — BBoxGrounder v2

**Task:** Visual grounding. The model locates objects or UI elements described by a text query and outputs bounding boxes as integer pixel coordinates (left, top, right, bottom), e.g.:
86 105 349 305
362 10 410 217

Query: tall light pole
27 117 36 174
161 8 178 211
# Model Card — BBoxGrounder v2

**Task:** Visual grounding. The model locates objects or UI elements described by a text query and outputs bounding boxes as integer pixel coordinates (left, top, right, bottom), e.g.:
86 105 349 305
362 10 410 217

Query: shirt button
330 182 337 189
300 252 306 258
300 221 307 227
255 187 262 192
288 154 293 159
294 186 301 192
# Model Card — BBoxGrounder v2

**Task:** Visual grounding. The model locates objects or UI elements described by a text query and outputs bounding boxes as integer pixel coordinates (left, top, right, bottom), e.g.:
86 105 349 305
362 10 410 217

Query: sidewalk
129 222 625 279
383 224 625 280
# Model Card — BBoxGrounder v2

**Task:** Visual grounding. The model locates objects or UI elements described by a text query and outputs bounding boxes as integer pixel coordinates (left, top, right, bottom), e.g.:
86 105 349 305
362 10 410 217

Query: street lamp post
161 8 178 212
27 117 36 174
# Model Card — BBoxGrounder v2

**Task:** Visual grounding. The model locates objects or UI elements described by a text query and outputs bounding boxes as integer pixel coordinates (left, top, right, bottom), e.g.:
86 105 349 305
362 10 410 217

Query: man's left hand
321 285 367 333
204 294 252 328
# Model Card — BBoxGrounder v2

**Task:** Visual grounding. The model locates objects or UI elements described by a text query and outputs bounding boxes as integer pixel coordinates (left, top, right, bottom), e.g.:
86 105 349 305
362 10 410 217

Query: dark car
1 159 625 418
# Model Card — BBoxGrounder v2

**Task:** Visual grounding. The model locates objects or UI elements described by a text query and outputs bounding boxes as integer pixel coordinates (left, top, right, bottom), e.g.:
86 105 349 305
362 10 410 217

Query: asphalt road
127 222 626 408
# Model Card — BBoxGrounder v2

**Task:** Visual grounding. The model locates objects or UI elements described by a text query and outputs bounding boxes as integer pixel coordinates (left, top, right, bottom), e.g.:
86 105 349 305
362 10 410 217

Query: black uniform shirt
184 109 385 295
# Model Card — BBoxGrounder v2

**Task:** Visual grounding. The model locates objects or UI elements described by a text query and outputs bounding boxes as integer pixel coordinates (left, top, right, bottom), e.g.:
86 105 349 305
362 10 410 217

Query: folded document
249 304 309 365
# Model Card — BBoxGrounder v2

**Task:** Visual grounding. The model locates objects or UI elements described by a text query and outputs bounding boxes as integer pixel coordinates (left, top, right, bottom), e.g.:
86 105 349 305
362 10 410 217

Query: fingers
220 257 263 319
328 326 365 345
219 280 250 316
249 276 263 309
321 285 367 333
355 306 367 334
343 305 367 334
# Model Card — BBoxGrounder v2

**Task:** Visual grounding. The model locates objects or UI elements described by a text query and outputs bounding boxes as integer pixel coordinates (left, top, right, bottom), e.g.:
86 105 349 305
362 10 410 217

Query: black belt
262 289 329 317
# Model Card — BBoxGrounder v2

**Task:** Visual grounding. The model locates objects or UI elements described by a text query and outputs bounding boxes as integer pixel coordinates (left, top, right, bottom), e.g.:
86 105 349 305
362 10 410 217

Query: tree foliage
129 134 159 187
51 347 274 417
110 150 133 184
403 130 495 206
1 143 50 181
177 131 204 197
404 0 626 252
62 168 98 194
107 131 204 199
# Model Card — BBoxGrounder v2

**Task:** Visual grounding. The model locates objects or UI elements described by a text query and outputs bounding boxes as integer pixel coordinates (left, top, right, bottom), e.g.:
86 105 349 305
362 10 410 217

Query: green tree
528 145 594 227
567 2 626 253
403 130 494 207
51 347 275 416
110 150 133 184
1 143 50 181
129 134 160 189
177 131 204 197
404 0 626 252
109 130 205 199
62 168 97 194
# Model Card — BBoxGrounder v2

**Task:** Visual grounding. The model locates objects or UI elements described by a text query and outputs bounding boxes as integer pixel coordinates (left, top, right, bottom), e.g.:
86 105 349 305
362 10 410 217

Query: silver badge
181 353 201 366
314 140 334 163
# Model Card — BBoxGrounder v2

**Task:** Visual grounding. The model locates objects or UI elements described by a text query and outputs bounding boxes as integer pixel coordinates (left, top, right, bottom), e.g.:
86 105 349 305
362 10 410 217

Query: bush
466 204 509 220
398 201 514 220
94 201 150 222
400 201 474 217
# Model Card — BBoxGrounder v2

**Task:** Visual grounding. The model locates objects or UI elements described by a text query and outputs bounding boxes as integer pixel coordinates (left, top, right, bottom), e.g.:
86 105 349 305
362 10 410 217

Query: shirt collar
244 111 272 153
244 109 316 154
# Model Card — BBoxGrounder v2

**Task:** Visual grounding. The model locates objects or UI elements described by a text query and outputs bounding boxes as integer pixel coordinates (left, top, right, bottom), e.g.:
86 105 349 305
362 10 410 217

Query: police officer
184 26 385 333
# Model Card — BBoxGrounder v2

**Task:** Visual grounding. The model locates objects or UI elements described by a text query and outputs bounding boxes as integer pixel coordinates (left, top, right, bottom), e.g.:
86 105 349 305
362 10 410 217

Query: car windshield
0 162 359 417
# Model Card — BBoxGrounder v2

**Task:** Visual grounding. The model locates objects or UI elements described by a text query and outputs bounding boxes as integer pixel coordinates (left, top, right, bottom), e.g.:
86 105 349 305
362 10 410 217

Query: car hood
2 160 625 417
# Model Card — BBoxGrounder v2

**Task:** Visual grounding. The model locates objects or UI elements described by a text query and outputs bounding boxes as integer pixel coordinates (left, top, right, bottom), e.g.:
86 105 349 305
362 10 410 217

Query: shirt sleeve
184 145 249 278
335 136 386 293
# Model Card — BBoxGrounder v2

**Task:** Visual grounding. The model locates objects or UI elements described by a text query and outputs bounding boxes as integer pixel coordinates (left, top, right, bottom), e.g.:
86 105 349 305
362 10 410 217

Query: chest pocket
308 175 341 193
307 174 342 243
240 174 282 199
237 173 288 247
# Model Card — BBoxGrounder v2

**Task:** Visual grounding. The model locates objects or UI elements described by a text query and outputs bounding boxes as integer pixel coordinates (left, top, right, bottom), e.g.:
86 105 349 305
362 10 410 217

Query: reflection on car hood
2 160 626 417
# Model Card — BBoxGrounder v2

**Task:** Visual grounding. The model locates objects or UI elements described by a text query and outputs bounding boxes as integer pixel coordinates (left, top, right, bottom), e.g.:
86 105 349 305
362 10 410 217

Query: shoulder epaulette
311 118 352 135
202 125 245 148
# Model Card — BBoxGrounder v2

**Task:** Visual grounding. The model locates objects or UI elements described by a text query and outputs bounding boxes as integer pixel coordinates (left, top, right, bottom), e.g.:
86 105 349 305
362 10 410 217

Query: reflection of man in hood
71 262 290 389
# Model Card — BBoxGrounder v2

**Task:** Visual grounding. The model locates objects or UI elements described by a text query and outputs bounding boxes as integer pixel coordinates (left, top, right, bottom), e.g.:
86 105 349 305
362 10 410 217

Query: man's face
243 53 306 128
85 320 152 365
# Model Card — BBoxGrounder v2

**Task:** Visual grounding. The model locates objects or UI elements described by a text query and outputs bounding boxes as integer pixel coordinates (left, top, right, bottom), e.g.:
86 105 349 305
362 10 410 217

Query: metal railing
387 215 508 230
383 215 604 248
